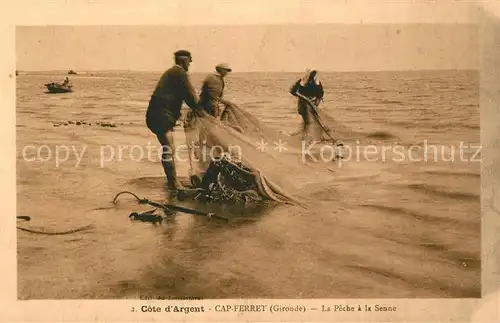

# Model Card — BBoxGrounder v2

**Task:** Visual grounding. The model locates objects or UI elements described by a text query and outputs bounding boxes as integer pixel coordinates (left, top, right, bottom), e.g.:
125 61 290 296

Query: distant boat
45 82 73 93
68 70 77 75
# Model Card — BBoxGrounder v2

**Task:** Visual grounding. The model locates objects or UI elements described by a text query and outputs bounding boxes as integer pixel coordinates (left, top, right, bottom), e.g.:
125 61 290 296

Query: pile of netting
180 101 351 208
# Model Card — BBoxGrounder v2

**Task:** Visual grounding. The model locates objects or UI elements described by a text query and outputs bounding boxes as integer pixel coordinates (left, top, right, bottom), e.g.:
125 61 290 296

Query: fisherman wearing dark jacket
146 50 203 190
199 63 233 118
290 69 324 137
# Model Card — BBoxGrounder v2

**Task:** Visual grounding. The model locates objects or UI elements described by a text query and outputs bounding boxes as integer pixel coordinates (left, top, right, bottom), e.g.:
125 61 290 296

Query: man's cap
215 63 232 72
174 50 192 61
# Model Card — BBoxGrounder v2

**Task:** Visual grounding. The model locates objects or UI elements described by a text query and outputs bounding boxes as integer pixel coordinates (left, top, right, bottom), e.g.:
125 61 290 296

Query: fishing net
288 97 359 145
182 101 346 208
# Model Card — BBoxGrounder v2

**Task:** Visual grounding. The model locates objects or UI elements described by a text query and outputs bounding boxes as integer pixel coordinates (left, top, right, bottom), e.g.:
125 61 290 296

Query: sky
14 1 480 72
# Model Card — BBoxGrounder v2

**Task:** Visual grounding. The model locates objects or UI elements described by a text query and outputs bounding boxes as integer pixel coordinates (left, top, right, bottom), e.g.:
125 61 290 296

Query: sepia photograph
3 0 499 322
15 21 482 300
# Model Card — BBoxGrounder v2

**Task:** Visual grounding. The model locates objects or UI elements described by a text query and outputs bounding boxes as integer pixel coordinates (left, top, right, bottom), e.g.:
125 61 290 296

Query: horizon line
16 68 479 74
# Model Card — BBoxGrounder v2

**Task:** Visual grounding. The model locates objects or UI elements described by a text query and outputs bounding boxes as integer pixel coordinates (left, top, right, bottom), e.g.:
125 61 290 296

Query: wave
345 264 479 297
345 264 422 289
462 124 480 129
380 99 404 104
406 183 479 201
417 243 481 271
423 170 480 178
365 131 397 140
359 204 478 228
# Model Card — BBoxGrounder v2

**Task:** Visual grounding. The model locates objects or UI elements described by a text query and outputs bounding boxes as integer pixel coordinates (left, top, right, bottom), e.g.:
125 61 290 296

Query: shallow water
16 70 480 299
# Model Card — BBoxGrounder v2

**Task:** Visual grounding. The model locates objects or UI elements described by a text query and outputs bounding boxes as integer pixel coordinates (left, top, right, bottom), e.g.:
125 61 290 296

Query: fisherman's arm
289 80 301 96
181 72 203 113
204 75 237 109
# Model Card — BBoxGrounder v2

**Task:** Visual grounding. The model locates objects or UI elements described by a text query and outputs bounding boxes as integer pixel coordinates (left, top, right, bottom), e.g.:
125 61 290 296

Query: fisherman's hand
218 98 234 107
193 108 205 117
223 101 236 108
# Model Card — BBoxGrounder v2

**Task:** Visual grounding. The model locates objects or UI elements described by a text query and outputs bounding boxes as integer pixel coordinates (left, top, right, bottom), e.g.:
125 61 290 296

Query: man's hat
215 63 232 72
174 50 192 62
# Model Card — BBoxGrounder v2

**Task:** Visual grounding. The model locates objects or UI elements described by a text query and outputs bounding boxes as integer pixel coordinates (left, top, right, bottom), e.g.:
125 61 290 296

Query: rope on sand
112 191 227 221
17 225 95 235
16 216 95 235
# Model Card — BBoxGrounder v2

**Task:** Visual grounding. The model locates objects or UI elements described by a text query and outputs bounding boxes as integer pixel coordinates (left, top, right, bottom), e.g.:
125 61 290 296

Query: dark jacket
290 79 324 102
146 65 199 134
199 73 225 117
290 79 324 121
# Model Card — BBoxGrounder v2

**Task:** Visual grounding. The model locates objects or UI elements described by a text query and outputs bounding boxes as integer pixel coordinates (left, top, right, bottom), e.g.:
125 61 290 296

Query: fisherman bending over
199 63 233 118
145 50 204 190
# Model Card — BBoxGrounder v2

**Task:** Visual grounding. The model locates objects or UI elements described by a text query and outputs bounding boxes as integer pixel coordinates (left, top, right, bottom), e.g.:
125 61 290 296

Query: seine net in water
183 102 346 207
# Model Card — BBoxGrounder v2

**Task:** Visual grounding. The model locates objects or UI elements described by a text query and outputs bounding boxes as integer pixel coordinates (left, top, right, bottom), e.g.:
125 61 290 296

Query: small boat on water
68 70 77 75
44 82 73 93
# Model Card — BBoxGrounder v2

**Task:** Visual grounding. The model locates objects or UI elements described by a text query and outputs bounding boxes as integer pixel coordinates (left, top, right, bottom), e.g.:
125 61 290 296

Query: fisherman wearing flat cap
146 49 203 190
198 63 233 118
